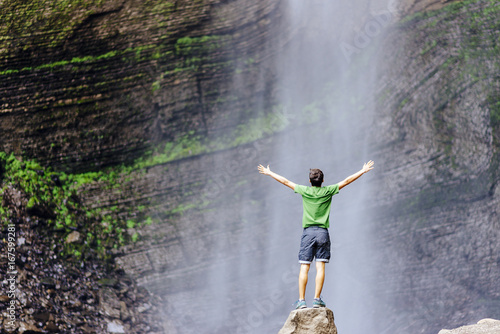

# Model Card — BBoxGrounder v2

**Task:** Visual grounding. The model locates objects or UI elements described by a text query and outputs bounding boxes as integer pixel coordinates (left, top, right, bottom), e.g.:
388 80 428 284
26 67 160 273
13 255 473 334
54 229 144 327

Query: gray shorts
298 226 331 264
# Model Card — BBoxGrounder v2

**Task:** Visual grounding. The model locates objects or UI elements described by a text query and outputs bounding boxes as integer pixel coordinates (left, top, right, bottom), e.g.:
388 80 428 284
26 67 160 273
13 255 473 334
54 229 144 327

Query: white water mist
269 0 394 332
162 1 395 333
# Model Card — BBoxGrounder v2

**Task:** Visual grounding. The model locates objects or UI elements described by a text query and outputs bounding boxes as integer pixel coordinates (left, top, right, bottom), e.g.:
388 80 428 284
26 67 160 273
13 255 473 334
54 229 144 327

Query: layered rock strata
370 1 500 332
0 0 283 171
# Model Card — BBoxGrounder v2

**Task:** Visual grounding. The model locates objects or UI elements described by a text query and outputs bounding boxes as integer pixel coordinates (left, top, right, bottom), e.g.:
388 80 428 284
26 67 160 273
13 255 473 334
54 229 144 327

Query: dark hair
309 168 324 187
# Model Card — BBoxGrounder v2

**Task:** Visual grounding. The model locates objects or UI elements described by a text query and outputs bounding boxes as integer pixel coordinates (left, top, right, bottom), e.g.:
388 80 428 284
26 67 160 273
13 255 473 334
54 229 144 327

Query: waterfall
162 1 395 333
270 1 394 333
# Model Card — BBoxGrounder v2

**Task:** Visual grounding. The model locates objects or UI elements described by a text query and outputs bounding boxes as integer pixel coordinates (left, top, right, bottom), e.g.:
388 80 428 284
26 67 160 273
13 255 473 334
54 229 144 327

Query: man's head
309 168 324 187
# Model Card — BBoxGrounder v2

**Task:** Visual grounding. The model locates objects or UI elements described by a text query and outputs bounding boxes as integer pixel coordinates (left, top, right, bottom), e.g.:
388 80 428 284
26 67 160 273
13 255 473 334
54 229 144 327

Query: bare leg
314 261 325 299
299 264 310 300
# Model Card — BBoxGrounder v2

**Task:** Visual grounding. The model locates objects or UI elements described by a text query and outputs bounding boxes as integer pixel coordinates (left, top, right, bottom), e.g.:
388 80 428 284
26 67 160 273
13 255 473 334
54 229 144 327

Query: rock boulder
439 319 500 334
278 307 337 334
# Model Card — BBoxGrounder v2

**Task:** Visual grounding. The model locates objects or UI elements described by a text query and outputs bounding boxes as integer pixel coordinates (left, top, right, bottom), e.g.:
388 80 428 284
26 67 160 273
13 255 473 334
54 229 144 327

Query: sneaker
294 299 307 309
312 298 326 308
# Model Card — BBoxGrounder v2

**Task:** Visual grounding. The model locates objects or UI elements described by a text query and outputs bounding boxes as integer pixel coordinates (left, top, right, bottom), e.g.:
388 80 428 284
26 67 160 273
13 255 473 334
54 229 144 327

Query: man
257 160 374 309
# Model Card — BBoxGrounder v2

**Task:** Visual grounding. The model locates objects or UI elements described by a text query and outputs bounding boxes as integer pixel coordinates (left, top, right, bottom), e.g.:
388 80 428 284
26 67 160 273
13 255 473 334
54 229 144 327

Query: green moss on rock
0 152 147 261
0 0 107 51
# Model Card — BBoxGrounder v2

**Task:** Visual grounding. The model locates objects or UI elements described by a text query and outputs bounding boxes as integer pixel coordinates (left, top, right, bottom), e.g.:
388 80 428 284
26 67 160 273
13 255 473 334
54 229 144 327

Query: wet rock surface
0 0 284 172
0 214 164 333
369 0 500 332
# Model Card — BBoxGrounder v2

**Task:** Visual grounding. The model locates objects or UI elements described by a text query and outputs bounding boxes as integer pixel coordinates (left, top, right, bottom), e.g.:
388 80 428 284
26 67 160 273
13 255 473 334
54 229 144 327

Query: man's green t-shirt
294 184 340 228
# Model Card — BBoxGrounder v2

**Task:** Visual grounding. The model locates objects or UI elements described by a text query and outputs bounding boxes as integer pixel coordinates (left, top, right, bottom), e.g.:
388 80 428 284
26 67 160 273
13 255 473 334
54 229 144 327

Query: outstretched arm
338 160 374 190
258 164 296 190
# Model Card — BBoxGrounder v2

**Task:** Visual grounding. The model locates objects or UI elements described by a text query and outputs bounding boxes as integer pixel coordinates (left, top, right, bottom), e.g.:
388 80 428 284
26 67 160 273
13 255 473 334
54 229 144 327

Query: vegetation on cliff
0 152 137 261
0 0 107 52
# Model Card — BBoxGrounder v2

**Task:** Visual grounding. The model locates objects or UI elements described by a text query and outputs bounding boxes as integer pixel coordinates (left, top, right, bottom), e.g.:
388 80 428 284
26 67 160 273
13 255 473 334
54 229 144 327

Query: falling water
270 1 394 333
163 1 396 333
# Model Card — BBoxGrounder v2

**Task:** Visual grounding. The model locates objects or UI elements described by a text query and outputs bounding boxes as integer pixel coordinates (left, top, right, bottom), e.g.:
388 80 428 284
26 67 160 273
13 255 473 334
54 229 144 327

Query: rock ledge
278 307 337 334
439 319 500 334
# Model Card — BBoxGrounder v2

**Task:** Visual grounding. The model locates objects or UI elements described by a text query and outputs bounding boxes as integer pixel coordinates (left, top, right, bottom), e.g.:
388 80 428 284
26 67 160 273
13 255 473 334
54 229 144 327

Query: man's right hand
338 160 375 190
362 160 375 173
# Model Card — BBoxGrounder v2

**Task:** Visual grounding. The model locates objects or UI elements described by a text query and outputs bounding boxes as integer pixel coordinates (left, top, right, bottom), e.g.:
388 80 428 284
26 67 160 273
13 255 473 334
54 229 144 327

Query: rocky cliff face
1 0 283 332
1 0 499 333
0 0 282 172
370 1 500 332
